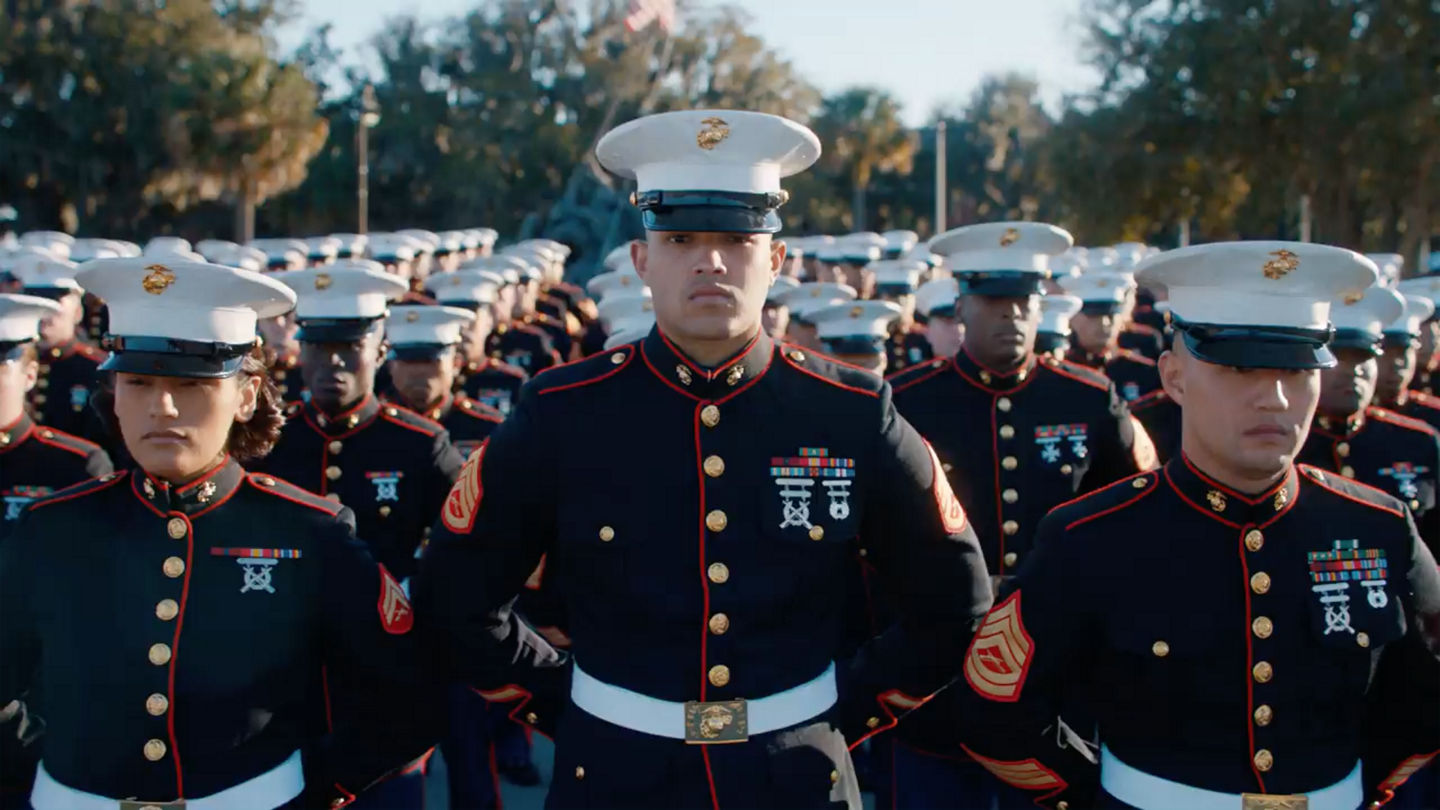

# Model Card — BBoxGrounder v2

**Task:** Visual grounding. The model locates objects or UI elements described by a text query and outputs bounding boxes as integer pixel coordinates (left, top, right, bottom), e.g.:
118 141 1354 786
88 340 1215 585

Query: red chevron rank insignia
964 591 1033 702
377 565 413 635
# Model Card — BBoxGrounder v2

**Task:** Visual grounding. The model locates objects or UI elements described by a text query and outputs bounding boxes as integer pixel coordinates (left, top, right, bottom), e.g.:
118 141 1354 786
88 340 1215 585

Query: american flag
625 0 675 33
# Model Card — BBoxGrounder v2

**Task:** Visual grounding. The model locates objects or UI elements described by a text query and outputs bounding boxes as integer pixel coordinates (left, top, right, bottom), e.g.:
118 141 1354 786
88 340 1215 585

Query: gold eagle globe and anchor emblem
698 704 735 739
999 227 1021 247
1262 249 1300 280
696 117 731 151
141 264 176 295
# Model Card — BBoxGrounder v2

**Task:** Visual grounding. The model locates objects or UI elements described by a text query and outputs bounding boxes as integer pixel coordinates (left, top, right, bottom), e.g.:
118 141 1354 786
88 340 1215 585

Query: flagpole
934 121 947 234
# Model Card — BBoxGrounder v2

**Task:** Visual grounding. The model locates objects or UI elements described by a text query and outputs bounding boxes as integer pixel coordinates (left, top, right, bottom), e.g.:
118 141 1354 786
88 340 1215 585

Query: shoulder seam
27 471 129 511
1063 472 1162 530
1044 360 1110 392
31 428 101 458
380 406 443 437
1369 407 1438 434
246 473 344 516
1298 465 1406 518
779 346 880 398
537 346 633 396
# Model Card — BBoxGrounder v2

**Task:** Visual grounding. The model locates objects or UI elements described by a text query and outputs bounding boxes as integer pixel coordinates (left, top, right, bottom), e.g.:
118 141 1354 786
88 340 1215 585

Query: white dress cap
603 242 636 272
1386 295 1437 337
1329 284 1405 339
427 270 502 305
274 264 407 321
781 282 859 321
366 234 417 263
767 275 801 303
19 231 73 259
1038 294 1084 336
604 314 656 350
597 290 654 326
871 259 927 291
812 299 903 343
196 240 241 263
70 239 127 263
145 236 193 256
1365 253 1404 287
597 109 820 194
929 222 1073 273
12 252 81 292
75 258 296 345
1111 242 1149 270
385 305 475 347
1058 271 1136 305
914 277 959 319
1134 241 1377 331
883 230 920 256
587 268 643 300
0 294 61 343
397 229 441 251
1395 276 1440 309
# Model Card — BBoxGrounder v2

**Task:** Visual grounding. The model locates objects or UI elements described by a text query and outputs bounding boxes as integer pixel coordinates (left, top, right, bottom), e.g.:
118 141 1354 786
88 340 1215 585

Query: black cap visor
822 336 885 356
637 190 785 234
1174 319 1336 370
297 318 383 344
388 343 457 362
958 271 1045 298
1328 328 1383 356
99 336 254 378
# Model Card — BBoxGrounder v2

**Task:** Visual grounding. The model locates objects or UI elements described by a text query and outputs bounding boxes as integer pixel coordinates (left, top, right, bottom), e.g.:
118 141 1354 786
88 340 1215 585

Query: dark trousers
887 741 1034 810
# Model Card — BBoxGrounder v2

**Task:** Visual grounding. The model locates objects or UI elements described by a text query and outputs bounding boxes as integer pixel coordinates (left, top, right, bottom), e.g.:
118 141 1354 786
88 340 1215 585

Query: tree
808 88 916 231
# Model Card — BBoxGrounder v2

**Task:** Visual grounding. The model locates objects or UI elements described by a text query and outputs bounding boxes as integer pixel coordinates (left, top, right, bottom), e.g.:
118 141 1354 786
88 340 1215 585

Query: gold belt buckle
119 801 186 810
1240 794 1307 810
683 699 749 744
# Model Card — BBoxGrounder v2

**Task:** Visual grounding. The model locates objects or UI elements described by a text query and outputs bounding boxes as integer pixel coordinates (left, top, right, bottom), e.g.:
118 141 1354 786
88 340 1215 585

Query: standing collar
1164 453 1300 528
132 456 246 516
0 413 33 452
952 346 1037 393
304 393 381 437
1314 411 1366 439
1066 348 1112 369
40 339 77 362
640 327 774 400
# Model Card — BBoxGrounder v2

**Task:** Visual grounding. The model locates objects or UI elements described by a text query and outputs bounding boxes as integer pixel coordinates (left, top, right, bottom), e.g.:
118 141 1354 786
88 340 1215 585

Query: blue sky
286 0 1097 126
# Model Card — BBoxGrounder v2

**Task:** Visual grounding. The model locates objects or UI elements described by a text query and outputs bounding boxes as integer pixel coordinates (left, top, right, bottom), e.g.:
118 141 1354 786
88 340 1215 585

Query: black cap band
20 286 75 301
388 343 457 362
98 335 255 378
1080 301 1124 317
958 271 1045 298
1329 328 1383 355
636 190 786 234
296 318 382 343
1382 332 1418 348
1034 331 1070 355
1173 318 1336 370
822 336 885 356
0 340 32 361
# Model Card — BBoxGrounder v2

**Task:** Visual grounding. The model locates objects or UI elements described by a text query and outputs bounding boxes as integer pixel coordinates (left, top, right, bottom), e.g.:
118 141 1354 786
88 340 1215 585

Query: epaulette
75 343 107 363
30 426 102 459
1298 465 1407 519
1116 349 1157 367
1047 470 1161 531
379 403 444 437
1128 388 1171 412
246 472 344 516
455 397 503 422
887 356 950 391
779 344 882 398
535 343 634 395
27 470 129 512
1407 390 1440 410
490 361 527 379
1041 356 1112 392
1369 406 1440 435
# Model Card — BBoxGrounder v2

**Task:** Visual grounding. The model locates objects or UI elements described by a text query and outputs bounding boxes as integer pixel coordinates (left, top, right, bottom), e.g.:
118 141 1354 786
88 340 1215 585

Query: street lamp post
357 84 381 235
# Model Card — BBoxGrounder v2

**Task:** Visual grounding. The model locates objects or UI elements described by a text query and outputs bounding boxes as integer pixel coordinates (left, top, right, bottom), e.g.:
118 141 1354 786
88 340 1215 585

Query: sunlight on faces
458 307 495 363
1161 340 1319 484
762 303 790 341
517 280 541 316
1419 322 1440 370
926 314 963 360
0 355 37 425
958 294 1040 370
388 350 457 410
837 264 876 300
1375 340 1418 404
37 292 82 346
1318 347 1378 418
1070 310 1120 355
299 328 384 412
257 312 299 357
633 232 782 344
114 373 259 482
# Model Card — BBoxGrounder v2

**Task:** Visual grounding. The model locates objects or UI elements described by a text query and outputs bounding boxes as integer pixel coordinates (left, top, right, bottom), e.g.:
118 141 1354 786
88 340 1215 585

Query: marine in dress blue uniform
1384 281 1440 432
952 241 1440 810
0 257 438 810
811 299 901 376
427 269 531 416
415 109 993 810
1061 271 1162 404
1296 284 1440 554
382 305 503 460
885 222 1156 810
779 282 857 352
1034 293 1082 361
12 251 107 441
873 259 932 374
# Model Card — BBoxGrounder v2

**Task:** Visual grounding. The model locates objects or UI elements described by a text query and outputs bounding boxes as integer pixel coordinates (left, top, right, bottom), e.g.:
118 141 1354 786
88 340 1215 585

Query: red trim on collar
953 348 1037 395
1163 466 1243 529
303 395 380 440
131 475 169 517
660 329 759 383
1181 454 1294 508
175 456 231 496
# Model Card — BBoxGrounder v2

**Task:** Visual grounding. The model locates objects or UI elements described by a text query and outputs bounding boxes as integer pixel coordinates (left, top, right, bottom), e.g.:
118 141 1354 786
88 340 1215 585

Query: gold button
328 441 343 454
610 352 625 365
701 405 720 428
155 599 179 622
1336 442 1350 457
708 613 730 635
575 766 586 780
1152 640 1170 657
599 526 615 542
1253 661 1273 683
809 525 825 541
980 371 993 384
865 716 880 729
1244 530 1264 552
1250 572 1271 594
708 665 731 687
1002 488 1018 503
830 770 839 784
1057 803 1069 810
1254 705 1273 726
325 465 342 481
1356 632 1370 648
1001 456 1018 471
1132 477 1148 489
996 397 1012 412
166 518 187 539
942 462 953 472
789 350 806 362
378 506 391 518
325 493 342 503
384 407 398 417
1003 552 1018 567
146 693 169 716
49 347 61 358
1412 499 1422 510
163 557 185 578
999 425 1015 440
1341 465 1355 478
36 378 48 389
707 562 730 584
1253 749 1273 772
144 739 168 761
148 643 172 666
1252 616 1273 639
703 456 726 478
1002 520 1019 536
705 510 728 532
32 394 46 405
525 712 538 724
